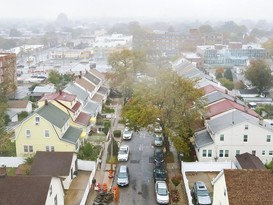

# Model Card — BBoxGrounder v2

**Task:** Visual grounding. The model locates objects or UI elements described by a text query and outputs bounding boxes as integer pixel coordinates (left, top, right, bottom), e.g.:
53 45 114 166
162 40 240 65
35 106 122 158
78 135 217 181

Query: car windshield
158 187 168 195
197 190 209 196
155 169 165 174
155 136 162 140
124 130 130 134
119 149 127 154
118 172 127 178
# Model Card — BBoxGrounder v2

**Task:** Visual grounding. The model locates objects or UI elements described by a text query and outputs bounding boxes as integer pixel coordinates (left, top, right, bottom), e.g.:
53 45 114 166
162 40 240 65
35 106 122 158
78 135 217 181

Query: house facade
15 102 82 157
194 110 273 163
7 100 32 113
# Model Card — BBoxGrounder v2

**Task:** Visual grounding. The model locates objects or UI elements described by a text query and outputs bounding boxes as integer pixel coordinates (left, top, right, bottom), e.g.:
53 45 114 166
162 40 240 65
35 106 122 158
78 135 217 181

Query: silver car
191 181 212 205
117 165 129 186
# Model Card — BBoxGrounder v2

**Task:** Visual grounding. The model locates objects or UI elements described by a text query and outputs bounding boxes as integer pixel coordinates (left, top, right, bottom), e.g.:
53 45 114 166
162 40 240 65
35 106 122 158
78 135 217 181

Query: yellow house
38 91 91 139
15 102 82 157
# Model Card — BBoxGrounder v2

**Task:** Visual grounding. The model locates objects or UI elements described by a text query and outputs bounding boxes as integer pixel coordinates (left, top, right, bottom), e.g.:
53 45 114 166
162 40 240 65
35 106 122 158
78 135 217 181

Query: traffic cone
102 183 107 192
108 170 113 178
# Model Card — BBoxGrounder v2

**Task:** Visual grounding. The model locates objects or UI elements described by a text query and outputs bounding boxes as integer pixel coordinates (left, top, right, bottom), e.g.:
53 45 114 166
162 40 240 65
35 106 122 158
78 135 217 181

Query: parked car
153 162 166 182
154 147 164 163
155 181 169 204
117 165 129 186
154 133 164 146
118 145 129 161
123 129 133 140
154 122 162 133
191 181 212 205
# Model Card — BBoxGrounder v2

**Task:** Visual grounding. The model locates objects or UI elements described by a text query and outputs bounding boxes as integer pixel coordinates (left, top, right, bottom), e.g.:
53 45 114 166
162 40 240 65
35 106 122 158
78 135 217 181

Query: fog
1 0 273 21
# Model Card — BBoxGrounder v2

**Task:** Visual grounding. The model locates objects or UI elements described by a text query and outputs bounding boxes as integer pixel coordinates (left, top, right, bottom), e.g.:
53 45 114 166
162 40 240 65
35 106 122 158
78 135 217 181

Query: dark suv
191 181 212 205
153 162 166 182
154 147 164 163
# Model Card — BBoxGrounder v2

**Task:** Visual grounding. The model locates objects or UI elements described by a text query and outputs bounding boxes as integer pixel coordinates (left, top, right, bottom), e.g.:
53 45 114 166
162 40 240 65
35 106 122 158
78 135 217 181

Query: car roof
157 181 167 188
119 165 127 172
195 181 207 190
120 145 129 149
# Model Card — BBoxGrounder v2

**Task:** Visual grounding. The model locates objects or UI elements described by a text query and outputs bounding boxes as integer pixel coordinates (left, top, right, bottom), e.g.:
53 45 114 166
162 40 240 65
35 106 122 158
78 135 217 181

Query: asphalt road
112 130 158 205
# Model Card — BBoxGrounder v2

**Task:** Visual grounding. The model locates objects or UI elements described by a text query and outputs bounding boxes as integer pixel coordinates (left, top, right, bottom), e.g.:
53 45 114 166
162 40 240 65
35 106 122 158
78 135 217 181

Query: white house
212 169 273 205
194 109 273 163
7 100 32 113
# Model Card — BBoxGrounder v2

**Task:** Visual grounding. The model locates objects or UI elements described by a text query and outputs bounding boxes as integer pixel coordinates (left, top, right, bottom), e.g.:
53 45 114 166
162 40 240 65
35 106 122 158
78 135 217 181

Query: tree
199 25 213 33
244 60 273 94
47 70 62 85
219 78 234 90
224 68 233 81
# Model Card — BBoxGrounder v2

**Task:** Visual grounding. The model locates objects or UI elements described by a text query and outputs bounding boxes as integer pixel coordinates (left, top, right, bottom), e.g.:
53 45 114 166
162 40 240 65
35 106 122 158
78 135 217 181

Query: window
45 130 50 137
262 150 266 156
208 150 212 157
24 145 33 153
49 185 52 196
245 124 248 130
269 151 273 156
35 116 40 125
51 146 55 152
267 135 271 142
46 146 50 152
219 150 224 158
202 150 207 157
25 130 31 138
224 150 229 157
243 135 248 142
252 150 256 156
236 150 240 155
220 134 224 141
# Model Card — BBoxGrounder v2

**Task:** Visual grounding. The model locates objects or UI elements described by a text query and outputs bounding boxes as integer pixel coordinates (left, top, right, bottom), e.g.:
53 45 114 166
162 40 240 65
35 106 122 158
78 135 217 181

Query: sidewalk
166 141 188 205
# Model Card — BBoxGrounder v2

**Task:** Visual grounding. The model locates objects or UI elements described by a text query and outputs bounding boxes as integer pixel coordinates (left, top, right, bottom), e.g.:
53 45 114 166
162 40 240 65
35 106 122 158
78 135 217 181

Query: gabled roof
238 88 259 95
194 129 214 148
84 71 101 85
203 91 245 106
91 93 104 103
32 85 56 93
0 175 52 205
236 152 266 169
37 102 69 129
75 112 91 126
64 83 89 103
71 101 81 112
207 110 262 134
40 91 76 102
83 101 99 116
88 68 105 80
202 84 234 96
62 126 82 144
97 86 109 95
206 99 258 119
30 151 75 176
75 77 96 92
224 169 273 205
7 100 29 108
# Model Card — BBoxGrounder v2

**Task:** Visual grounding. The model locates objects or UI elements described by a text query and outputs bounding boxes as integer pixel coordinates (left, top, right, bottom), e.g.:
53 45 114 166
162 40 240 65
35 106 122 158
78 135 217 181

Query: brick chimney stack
0 164 7 178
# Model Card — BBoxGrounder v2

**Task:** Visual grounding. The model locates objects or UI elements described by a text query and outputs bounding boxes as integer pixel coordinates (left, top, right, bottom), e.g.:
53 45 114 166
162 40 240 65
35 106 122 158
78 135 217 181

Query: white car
123 129 133 140
155 181 169 204
118 145 129 161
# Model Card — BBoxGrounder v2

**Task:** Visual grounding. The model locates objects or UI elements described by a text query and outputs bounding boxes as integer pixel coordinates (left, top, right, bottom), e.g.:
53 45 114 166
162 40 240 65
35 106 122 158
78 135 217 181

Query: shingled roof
236 152 266 169
30 151 75 176
0 175 52 205
224 169 273 205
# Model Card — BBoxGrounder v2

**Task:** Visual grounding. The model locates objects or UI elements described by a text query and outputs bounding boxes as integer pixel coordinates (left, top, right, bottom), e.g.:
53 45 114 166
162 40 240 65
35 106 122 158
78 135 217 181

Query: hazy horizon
1 0 273 22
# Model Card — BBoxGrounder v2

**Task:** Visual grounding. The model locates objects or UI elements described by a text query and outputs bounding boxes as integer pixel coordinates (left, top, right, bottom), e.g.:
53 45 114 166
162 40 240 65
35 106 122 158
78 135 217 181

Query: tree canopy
244 60 273 94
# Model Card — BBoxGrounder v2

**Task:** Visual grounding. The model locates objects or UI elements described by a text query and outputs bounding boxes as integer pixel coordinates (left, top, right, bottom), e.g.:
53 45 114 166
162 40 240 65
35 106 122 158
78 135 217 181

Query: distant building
0 53 17 95
197 42 267 66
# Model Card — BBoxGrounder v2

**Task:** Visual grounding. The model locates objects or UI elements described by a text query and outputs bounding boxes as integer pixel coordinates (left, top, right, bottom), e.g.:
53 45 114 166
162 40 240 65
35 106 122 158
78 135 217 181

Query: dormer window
35 116 40 125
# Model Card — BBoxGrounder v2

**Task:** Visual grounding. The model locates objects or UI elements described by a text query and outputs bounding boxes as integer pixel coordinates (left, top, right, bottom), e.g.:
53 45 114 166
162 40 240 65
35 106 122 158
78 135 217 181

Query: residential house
15 102 82 157
194 109 273 163
212 169 273 205
7 100 32 113
64 82 101 118
30 151 78 189
38 91 91 139
235 152 266 169
30 85 56 101
0 172 64 205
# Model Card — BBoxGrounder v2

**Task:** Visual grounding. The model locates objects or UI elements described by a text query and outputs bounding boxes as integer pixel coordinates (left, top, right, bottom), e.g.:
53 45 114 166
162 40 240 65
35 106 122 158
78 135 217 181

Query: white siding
45 177 64 205
213 172 229 205
62 153 78 189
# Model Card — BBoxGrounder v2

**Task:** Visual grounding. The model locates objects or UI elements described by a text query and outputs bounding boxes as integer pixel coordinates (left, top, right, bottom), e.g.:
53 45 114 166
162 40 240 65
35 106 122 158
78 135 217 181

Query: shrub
78 143 102 160
171 175 182 189
113 130 121 138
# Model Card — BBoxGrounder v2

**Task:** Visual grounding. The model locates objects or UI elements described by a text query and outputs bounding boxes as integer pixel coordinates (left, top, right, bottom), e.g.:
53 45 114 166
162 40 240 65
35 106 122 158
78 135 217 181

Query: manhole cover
131 160 140 164
138 192 142 195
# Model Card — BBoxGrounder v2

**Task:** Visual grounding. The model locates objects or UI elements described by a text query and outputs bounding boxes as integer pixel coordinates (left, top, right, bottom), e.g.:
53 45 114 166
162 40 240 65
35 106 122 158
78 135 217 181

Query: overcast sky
1 0 273 21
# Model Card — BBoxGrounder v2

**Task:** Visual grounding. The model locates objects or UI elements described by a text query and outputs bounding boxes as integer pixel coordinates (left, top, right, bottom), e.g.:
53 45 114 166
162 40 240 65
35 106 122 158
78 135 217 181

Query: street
112 130 158 205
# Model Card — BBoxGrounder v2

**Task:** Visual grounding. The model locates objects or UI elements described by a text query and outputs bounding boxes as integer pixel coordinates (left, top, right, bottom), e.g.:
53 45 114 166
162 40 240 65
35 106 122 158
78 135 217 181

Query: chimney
59 90 62 95
259 116 264 125
0 164 7 178
225 89 228 94
234 96 237 102
45 99 48 105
